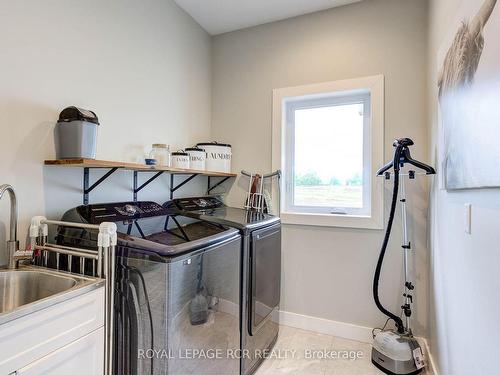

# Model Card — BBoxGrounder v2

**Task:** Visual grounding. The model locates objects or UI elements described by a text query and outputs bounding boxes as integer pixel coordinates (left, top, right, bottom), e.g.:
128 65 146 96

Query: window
272 76 384 229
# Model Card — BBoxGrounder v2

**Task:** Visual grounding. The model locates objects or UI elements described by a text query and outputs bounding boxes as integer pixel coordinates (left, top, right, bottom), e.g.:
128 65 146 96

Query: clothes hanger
376 138 436 176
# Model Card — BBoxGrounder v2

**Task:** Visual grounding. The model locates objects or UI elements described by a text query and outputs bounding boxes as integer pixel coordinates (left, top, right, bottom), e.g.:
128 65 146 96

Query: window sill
280 212 383 230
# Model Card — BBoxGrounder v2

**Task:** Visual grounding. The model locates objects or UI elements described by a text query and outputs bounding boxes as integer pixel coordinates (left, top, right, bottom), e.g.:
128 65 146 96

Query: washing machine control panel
115 204 139 216
78 201 167 223
173 197 224 211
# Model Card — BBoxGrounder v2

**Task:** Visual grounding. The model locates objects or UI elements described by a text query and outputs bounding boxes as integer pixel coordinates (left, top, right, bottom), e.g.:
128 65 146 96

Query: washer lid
166 197 280 231
61 201 240 259
178 206 280 232
117 223 240 259
203 207 279 230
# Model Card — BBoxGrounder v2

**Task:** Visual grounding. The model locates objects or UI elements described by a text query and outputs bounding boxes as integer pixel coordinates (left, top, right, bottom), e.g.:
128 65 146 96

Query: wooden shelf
45 158 236 204
44 159 237 177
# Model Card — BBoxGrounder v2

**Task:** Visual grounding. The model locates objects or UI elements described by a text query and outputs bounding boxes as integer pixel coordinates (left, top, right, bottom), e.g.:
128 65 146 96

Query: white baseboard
278 310 374 343
279 310 439 375
420 339 439 375
218 298 239 317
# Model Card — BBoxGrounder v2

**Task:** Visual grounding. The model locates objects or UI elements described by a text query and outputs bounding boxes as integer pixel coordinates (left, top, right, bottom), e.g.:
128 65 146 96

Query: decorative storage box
197 142 231 173
171 151 190 169
185 147 206 170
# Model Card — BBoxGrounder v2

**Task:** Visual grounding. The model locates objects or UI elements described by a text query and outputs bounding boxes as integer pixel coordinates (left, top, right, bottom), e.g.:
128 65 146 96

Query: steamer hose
373 147 405 334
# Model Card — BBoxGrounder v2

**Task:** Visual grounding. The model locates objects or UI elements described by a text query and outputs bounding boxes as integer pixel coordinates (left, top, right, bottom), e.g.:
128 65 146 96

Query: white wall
212 0 431 332
428 0 500 374
0 0 212 263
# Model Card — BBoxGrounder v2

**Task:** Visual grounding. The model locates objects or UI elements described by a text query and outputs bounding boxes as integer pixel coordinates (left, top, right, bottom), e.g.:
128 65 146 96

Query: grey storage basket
55 106 99 159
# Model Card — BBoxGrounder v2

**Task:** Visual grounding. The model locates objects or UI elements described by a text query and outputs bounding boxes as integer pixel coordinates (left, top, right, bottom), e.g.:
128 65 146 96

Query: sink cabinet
15 328 104 375
0 286 104 375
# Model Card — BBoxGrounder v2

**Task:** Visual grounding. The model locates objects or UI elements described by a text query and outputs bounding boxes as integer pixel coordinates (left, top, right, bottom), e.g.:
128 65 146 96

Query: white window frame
272 75 384 229
284 92 371 217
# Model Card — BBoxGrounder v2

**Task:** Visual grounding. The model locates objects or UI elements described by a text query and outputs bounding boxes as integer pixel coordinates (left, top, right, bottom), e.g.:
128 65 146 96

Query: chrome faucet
0 184 22 269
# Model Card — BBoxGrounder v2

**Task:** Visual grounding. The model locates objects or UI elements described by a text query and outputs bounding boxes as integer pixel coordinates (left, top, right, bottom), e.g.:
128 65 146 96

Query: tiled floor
254 326 422 375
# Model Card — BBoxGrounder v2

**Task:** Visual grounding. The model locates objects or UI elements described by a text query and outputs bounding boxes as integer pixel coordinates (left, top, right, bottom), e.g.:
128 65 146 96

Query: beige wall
428 0 500 374
212 0 430 332
0 0 212 262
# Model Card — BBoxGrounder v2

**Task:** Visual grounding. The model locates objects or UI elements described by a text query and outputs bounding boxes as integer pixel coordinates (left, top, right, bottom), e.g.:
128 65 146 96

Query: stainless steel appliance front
165 197 282 375
115 236 241 375
241 223 281 375
54 201 242 375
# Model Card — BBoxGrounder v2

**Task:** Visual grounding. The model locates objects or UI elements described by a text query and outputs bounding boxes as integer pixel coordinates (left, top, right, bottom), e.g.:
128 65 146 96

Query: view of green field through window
294 102 364 208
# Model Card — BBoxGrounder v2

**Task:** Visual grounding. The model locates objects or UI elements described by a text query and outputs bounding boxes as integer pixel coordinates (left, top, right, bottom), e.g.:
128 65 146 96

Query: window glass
294 103 364 210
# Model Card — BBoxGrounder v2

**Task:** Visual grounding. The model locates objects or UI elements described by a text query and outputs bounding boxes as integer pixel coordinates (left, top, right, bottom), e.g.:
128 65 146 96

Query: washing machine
165 196 281 375
53 201 242 375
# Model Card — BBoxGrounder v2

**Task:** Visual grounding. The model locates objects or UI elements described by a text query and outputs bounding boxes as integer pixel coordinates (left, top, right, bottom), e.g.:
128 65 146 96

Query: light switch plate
464 203 472 234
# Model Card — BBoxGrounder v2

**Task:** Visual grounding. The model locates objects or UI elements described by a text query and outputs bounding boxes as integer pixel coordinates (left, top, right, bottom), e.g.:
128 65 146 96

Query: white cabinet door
16 327 104 375
0 287 104 374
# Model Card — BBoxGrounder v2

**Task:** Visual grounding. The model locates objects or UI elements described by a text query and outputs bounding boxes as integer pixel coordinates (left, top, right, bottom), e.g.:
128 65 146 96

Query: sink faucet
0 184 22 269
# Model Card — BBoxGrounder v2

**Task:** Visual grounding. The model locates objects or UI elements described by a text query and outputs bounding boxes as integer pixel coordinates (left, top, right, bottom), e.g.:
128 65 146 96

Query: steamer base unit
53 201 241 375
372 331 424 375
166 197 281 375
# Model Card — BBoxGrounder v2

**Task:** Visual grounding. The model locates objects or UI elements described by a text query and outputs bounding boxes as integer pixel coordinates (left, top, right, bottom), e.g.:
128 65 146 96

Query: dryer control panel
171 197 224 211
77 201 167 223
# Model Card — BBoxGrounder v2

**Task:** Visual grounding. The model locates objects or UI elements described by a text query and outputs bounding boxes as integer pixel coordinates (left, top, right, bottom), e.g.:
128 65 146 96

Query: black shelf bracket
83 167 119 205
207 176 231 194
133 171 164 201
169 174 199 199
68 164 235 205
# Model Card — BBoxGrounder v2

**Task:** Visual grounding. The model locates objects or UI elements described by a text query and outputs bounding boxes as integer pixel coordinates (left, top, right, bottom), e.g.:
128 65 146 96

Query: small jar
171 151 190 169
150 144 170 166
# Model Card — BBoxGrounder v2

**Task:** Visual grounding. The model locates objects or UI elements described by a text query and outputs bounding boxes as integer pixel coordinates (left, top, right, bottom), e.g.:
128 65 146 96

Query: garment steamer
372 138 435 375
